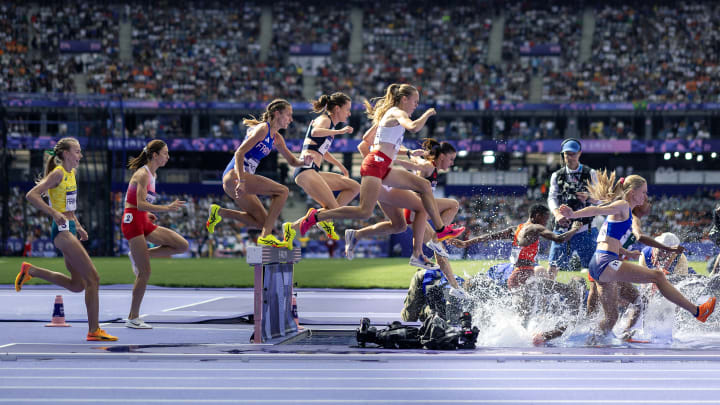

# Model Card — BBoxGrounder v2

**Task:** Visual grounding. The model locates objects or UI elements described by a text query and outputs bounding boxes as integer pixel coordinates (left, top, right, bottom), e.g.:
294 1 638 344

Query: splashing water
461 272 720 349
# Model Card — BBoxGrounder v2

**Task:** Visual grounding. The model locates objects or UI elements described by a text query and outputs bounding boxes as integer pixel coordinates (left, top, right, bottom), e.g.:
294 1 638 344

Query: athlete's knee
358 204 375 219
174 238 190 254
416 179 432 194
68 279 86 293
389 221 407 234
274 185 289 198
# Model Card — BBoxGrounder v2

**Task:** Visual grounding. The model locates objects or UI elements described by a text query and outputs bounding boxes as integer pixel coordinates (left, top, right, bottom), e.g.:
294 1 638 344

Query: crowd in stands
3 1 719 105
5 185 718 258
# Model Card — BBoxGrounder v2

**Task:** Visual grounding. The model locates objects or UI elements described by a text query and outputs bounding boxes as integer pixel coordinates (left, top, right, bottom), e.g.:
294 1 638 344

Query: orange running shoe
87 328 118 341
696 297 716 323
15 262 33 292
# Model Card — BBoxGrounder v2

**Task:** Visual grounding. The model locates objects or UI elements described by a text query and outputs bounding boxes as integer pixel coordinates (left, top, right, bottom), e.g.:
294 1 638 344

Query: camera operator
547 139 599 279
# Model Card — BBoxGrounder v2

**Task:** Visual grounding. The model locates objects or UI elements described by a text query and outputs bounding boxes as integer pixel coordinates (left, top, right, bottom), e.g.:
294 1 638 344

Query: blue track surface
3 286 720 404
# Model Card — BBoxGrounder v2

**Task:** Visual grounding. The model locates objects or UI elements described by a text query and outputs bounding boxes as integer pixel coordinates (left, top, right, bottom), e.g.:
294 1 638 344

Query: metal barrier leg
247 246 302 343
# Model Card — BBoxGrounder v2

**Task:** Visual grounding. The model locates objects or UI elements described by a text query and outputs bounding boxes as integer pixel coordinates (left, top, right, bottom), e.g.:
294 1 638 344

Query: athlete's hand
410 148 425 157
557 204 575 219
424 108 437 117
532 333 546 346
342 126 354 135
303 154 314 166
148 213 157 222
76 226 88 241
447 239 468 248
340 166 350 178
167 199 186 212
53 212 68 227
670 245 684 254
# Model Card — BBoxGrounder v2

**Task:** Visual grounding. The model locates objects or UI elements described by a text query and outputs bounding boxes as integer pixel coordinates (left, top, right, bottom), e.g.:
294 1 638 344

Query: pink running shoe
436 224 465 242
299 208 318 236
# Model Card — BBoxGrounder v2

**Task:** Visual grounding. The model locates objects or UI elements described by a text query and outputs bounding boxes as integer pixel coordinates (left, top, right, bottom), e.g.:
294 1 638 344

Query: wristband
406 150 411 158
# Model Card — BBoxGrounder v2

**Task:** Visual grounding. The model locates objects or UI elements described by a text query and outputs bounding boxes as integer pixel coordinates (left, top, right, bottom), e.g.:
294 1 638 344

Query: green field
0 257 710 289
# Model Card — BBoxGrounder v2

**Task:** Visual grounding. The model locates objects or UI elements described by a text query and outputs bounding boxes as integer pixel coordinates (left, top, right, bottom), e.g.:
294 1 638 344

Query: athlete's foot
87 328 118 341
409 254 440 270
299 208 318 236
15 262 33 292
344 229 357 260
282 222 296 250
696 297 716 322
425 240 449 258
436 224 466 242
206 204 222 233
257 234 289 249
317 221 339 240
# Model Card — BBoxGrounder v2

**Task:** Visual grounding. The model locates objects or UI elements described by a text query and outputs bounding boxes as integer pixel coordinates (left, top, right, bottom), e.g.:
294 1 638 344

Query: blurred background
2 0 720 265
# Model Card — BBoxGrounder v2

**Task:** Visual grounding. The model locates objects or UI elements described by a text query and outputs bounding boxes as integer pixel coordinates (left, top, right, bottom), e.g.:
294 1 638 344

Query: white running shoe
409 255 440 270
125 317 152 329
345 229 357 260
425 240 449 258
128 251 138 277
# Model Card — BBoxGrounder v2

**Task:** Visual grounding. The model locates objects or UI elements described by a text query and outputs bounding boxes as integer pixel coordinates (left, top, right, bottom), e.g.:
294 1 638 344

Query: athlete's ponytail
311 92 350 114
38 137 79 183
365 84 418 125
242 99 291 127
421 138 456 161
128 139 166 171
588 169 646 203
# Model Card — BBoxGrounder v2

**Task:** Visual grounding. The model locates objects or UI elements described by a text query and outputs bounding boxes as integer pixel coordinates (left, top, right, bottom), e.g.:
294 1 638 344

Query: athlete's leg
53 232 101 332
145 226 189 257
127 234 151 321
382 169 445 230
242 173 289 237
318 171 360 207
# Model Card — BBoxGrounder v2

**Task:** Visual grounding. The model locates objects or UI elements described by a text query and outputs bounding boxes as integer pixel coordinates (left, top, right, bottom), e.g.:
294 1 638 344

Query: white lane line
2 386 720 391
0 376 719 382
0 401 718 404
0 367 715 373
0 343 16 349
161 297 227 312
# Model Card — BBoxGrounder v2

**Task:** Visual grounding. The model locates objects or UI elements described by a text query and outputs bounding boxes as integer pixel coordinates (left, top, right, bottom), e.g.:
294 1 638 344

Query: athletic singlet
510 223 539 268
125 165 157 206
597 207 633 245
239 122 275 175
374 122 405 158
48 166 77 212
302 113 338 155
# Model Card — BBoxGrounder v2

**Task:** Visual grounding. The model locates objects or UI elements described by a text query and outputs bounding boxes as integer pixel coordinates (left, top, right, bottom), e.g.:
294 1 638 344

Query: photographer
547 139 599 278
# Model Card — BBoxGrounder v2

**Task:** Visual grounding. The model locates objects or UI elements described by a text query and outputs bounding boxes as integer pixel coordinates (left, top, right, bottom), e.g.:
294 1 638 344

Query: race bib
123 212 134 224
244 159 259 175
608 260 622 271
65 190 77 211
57 222 70 232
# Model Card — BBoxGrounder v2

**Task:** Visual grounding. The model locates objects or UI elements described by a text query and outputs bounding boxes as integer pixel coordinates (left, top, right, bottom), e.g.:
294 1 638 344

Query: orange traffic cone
45 295 71 327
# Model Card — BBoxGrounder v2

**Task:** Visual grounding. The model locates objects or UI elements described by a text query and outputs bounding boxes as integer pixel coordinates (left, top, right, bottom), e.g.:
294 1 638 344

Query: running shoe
125 318 153 329
282 222 296 250
299 208 318 236
436 224 466 242
15 262 32 292
318 221 339 240
425 240 449 258
257 234 289 248
128 251 138 277
345 229 358 260
696 297 717 323
86 328 118 341
409 254 440 270
206 204 222 234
